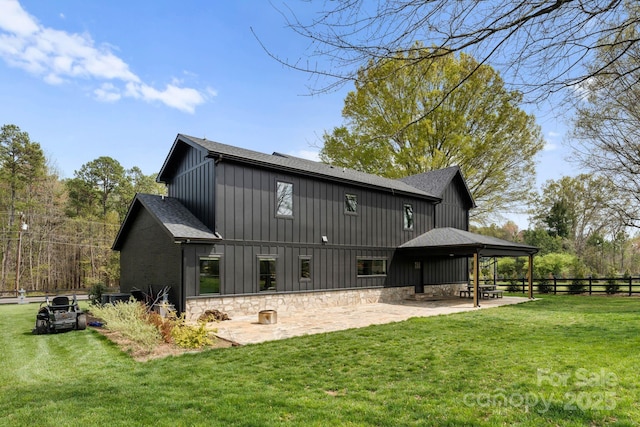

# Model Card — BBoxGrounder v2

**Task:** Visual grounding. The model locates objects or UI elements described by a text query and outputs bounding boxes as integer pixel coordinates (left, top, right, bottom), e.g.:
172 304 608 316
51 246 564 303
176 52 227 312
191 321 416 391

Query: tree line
0 124 164 294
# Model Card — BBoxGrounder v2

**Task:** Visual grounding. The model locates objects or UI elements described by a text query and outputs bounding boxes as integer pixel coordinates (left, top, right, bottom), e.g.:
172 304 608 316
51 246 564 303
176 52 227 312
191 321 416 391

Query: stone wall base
422 283 467 297
186 286 415 321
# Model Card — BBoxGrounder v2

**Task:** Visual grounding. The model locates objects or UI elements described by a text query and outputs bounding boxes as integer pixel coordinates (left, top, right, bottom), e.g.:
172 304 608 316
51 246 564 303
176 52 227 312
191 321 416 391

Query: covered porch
398 227 539 307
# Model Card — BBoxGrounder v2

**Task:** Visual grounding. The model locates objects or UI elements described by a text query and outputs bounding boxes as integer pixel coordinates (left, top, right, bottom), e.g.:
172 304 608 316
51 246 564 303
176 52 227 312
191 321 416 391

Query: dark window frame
403 203 414 230
299 255 312 282
344 193 358 215
198 256 222 295
258 255 278 292
276 181 294 218
356 257 388 277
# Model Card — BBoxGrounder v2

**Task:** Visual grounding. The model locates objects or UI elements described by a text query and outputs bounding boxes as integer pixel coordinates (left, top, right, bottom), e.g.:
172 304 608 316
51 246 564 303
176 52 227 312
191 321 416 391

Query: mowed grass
1 296 639 426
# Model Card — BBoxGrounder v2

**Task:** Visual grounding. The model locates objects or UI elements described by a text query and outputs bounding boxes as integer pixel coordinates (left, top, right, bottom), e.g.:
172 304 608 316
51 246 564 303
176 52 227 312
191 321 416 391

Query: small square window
345 193 358 214
403 204 414 230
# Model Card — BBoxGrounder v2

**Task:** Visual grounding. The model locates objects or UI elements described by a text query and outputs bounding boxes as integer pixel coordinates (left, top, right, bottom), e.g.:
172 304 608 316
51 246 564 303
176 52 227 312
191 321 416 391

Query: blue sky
0 0 577 227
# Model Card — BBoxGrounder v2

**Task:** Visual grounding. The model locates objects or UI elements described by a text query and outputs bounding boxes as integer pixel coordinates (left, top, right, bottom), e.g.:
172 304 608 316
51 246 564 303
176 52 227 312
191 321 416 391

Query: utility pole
15 214 27 295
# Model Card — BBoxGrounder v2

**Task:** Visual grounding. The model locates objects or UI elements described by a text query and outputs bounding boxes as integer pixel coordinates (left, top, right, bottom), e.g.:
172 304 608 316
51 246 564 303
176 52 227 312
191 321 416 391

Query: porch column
528 254 534 299
473 252 480 307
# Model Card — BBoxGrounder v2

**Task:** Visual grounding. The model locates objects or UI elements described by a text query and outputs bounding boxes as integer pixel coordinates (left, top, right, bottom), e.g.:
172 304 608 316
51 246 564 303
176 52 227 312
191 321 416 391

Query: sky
0 0 578 228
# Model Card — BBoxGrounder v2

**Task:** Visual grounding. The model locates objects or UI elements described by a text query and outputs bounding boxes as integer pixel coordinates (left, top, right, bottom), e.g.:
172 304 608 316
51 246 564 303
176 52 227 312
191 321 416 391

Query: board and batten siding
118 207 184 309
215 161 434 247
166 145 216 232
164 145 468 298
434 177 469 229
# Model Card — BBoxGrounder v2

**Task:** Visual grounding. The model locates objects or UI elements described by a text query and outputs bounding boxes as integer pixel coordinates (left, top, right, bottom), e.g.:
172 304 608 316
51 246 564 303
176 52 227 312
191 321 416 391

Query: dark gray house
113 134 536 318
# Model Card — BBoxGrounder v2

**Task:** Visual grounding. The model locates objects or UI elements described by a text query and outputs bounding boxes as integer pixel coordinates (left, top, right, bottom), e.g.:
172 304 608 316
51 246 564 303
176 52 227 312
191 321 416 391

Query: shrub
537 278 552 294
90 299 161 350
568 277 586 295
88 283 108 306
605 277 620 295
170 316 214 349
507 277 520 293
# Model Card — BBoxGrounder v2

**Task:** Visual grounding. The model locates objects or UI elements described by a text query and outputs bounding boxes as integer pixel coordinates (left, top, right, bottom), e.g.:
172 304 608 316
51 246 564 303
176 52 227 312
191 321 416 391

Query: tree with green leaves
0 124 46 288
68 156 126 219
321 47 545 222
530 174 620 257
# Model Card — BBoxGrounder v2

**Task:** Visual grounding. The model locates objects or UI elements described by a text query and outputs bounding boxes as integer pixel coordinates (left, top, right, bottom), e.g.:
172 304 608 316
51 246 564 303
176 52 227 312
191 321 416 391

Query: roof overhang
398 227 538 258
112 193 221 251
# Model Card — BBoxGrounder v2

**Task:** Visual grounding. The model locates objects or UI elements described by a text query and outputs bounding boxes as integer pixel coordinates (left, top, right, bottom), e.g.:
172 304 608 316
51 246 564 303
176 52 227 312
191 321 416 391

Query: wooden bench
483 290 504 299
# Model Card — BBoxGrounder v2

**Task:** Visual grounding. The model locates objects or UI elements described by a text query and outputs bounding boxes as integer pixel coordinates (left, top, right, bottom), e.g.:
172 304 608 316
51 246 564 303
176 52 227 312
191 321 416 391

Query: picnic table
459 284 504 299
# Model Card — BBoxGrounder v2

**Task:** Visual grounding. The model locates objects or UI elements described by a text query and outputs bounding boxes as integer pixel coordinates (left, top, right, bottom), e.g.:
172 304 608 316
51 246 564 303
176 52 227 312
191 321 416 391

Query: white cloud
94 82 121 102
548 131 561 138
0 0 209 113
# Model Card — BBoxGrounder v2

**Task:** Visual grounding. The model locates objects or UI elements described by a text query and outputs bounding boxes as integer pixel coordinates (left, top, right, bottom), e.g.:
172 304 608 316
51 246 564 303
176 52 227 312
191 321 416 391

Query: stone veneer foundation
185 283 466 321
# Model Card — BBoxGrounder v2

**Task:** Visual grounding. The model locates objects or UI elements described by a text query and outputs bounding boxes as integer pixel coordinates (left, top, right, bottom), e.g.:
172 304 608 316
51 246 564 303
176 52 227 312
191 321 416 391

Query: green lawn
1 296 639 426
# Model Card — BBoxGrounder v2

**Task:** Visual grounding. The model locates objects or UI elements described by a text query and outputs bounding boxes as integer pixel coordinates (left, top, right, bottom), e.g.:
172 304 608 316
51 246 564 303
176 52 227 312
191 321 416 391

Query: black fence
481 276 640 296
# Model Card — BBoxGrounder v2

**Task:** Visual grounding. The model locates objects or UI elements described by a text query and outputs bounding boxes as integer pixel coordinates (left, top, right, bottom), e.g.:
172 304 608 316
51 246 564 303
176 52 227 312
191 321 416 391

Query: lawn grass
1 296 639 426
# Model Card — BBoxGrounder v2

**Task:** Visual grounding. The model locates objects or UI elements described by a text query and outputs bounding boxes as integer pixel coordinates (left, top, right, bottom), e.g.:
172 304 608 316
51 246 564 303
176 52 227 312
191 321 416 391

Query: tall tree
69 156 126 219
321 48 545 222
530 175 621 257
273 1 638 104
570 7 640 228
0 124 46 288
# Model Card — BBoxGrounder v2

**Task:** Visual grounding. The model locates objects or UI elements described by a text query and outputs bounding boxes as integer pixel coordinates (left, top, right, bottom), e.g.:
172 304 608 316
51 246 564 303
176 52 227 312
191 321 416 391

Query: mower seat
51 296 71 311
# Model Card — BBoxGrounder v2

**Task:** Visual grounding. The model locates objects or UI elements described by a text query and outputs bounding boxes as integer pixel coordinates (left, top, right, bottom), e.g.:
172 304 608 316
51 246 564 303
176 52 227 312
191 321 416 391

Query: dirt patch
87 315 236 362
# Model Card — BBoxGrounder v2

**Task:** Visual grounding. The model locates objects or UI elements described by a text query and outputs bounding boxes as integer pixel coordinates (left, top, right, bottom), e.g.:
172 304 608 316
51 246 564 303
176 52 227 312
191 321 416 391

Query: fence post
630 276 633 297
522 277 526 294
553 274 557 295
588 276 592 295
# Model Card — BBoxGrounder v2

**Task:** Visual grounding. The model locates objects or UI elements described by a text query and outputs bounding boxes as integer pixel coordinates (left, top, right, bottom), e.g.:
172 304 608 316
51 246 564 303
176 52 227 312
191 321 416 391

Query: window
199 257 220 294
403 204 414 230
276 181 293 217
259 258 277 291
357 258 387 276
345 193 358 214
299 256 311 281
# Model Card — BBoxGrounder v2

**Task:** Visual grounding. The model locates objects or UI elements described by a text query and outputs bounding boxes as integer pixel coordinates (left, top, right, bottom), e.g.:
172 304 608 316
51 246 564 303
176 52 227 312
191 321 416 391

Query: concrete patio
213 296 533 345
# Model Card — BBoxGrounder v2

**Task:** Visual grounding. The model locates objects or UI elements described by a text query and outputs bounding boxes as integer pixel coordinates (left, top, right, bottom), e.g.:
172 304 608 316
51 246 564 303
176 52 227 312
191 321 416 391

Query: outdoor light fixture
321 235 329 244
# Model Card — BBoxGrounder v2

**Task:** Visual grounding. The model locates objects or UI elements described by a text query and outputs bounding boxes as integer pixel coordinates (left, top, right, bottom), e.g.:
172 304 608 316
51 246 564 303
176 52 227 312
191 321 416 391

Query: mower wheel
34 319 49 335
76 313 87 330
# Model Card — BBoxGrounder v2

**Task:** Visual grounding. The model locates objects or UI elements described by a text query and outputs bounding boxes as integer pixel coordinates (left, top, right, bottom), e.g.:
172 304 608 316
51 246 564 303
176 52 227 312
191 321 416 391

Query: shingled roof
112 193 220 250
399 227 538 257
399 166 476 208
158 134 441 201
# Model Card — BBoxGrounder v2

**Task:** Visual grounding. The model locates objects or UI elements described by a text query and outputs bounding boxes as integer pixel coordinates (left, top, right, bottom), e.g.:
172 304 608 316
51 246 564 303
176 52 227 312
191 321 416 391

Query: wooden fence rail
480 276 640 296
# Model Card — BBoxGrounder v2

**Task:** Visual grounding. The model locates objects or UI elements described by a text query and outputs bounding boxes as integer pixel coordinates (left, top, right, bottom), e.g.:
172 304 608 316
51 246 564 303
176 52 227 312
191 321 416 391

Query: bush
507 277 520 293
170 316 214 349
568 278 586 295
88 283 108 306
90 299 161 350
605 278 620 295
537 279 552 294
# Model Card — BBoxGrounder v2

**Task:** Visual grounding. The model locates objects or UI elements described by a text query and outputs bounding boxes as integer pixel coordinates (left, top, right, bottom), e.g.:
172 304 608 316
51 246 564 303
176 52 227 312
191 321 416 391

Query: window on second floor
345 193 358 214
403 204 414 230
276 181 293 217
